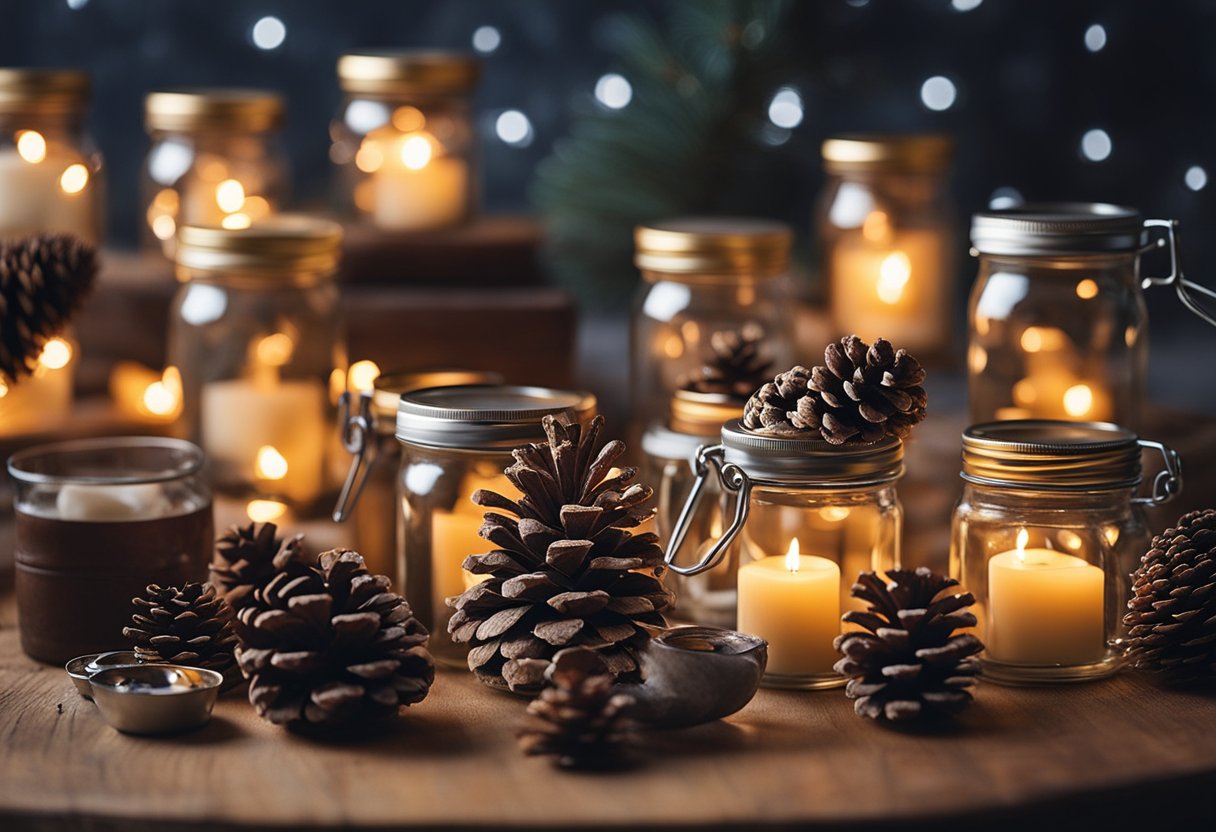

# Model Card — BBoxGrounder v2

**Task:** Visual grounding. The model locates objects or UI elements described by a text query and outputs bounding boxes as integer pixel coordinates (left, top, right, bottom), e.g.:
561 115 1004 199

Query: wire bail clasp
332 390 377 522
1141 219 1216 328
663 444 752 576
1134 439 1183 506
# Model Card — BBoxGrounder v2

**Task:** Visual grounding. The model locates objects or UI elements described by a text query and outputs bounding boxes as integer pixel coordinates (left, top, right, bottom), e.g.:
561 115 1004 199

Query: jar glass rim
7 437 205 486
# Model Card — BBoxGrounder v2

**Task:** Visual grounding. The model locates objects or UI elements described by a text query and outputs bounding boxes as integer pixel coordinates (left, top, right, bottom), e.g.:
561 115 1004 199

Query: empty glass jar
332 51 480 231
666 420 903 689
817 134 955 357
0 68 102 243
632 219 794 434
395 385 597 668
143 89 287 253
967 203 1167 427
168 216 346 514
949 420 1180 684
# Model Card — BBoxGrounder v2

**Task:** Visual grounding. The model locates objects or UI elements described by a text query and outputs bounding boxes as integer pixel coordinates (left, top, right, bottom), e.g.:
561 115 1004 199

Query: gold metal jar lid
175 215 343 281
337 51 481 96
145 89 284 133
370 369 504 424
821 134 954 174
397 385 597 450
720 420 904 486
0 68 90 114
961 420 1142 491
670 390 745 438
634 218 792 279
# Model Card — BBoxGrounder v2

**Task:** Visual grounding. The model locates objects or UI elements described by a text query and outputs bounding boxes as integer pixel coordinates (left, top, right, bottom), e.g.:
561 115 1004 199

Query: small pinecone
518 647 635 769
210 521 305 613
123 582 239 688
679 325 772 398
235 549 434 725
834 568 983 721
449 415 674 694
0 234 98 384
742 336 927 445
1123 509 1216 681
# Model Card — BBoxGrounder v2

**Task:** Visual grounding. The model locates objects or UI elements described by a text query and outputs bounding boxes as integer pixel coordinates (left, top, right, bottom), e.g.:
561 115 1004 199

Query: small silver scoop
88 664 222 735
65 651 145 700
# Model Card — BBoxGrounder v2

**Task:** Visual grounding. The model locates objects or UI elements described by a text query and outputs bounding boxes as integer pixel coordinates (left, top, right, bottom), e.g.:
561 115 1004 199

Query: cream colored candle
0 337 74 436
737 539 841 677
431 509 487 611
830 226 945 352
372 131 468 231
987 529 1105 665
0 141 97 242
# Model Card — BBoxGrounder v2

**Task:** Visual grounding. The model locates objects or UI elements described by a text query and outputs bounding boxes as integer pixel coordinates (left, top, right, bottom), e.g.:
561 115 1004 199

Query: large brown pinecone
518 647 636 769
0 234 97 384
834 568 983 721
679 325 773 398
123 582 240 688
235 549 434 725
210 521 305 613
1123 509 1216 680
743 336 927 444
448 415 674 694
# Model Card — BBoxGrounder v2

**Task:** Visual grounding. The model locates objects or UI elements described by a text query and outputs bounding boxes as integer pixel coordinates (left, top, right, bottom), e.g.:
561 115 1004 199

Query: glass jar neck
962 481 1139 511
828 169 947 204
176 266 336 290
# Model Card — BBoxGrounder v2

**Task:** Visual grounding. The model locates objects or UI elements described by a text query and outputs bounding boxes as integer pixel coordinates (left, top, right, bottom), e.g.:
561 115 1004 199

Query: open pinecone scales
123 582 240 688
449 415 673 694
743 335 926 444
679 325 772 398
211 520 305 613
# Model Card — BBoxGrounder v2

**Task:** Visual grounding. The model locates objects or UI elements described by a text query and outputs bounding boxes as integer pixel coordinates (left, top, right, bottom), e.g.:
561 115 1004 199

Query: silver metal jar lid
396 385 597 450
719 420 904 486
961 420 1140 490
970 203 1143 256
370 369 504 425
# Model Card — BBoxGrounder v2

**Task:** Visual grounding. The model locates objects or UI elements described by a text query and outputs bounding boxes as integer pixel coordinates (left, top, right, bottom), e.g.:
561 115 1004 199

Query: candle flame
255 445 289 481
785 538 801 572
246 499 287 523
1015 528 1028 562
400 133 434 170
1063 383 1094 417
876 251 911 305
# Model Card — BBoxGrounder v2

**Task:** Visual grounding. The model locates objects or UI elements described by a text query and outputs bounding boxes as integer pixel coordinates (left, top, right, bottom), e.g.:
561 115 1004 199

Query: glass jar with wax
665 421 904 689
9 437 212 664
967 203 1174 428
949 420 1181 684
632 219 795 436
0 68 103 243
142 89 288 255
168 216 346 516
332 51 480 231
816 135 955 358
395 385 597 669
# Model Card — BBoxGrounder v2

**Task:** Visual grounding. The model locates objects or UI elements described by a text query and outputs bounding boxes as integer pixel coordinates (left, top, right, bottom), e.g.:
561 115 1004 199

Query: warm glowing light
329 367 347 404
680 320 700 345
355 139 384 173
819 506 851 522
216 179 246 213
785 538 801 572
16 130 46 163
246 499 287 523
1020 326 1068 353
736 283 755 306
59 164 88 194
861 210 892 244
663 333 684 359
876 251 911 305
1015 528 1029 562
153 188 179 213
0 379 8 398
1059 530 1084 552
975 315 990 336
151 214 176 240
969 344 988 373
348 359 381 392
142 380 177 416
1125 326 1138 348
1013 378 1038 406
243 195 271 220
1063 383 1094 417
221 212 252 230
39 337 72 369
255 332 294 366
1075 278 1098 299
400 134 434 170
255 445 289 480
198 156 228 182
391 105 426 133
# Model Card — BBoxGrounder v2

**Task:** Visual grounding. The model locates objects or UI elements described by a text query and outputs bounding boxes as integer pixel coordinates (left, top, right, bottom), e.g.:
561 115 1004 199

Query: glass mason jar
642 390 746 627
332 51 480 232
0 68 103 244
967 203 1166 427
395 385 597 669
143 89 287 254
332 368 503 580
949 420 1181 685
9 437 212 664
666 420 903 690
168 216 346 515
817 134 955 358
632 218 794 435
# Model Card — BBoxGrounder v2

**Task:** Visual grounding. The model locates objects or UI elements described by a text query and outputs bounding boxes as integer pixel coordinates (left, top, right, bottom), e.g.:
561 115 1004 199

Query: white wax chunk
56 483 171 521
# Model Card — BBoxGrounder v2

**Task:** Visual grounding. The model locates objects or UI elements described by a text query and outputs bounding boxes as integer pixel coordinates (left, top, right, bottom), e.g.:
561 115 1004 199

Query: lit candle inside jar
736 539 841 677
0 130 97 242
362 128 468 231
0 336 74 436
986 529 1105 666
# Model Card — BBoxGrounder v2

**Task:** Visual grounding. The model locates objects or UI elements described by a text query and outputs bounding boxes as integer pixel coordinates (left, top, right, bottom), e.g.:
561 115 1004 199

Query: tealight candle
371 130 469 231
737 539 841 680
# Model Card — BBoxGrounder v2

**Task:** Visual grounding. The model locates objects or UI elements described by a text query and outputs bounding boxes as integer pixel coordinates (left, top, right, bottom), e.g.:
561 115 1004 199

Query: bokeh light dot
1084 24 1107 52
1081 128 1112 162
988 186 1024 210
920 76 957 112
1185 165 1207 191
952 0 983 11
472 25 501 55
495 110 533 147
767 87 804 129
595 74 633 110
252 16 287 51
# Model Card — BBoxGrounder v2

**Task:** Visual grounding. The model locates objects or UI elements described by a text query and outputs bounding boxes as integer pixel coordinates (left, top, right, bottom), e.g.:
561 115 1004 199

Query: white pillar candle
371 131 469 231
0 143 97 242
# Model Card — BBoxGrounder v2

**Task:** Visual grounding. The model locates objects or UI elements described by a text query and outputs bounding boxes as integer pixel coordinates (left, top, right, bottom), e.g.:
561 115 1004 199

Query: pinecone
742 336 927 445
1123 509 1216 681
518 647 636 769
210 521 305 613
679 325 772 398
123 582 240 689
234 548 434 725
834 568 983 721
448 415 674 694
0 234 98 384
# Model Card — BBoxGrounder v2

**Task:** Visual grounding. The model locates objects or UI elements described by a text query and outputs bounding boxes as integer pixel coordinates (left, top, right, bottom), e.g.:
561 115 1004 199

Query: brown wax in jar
15 504 213 664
